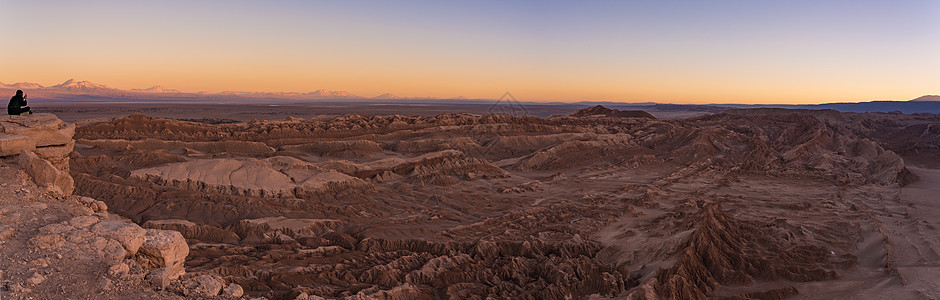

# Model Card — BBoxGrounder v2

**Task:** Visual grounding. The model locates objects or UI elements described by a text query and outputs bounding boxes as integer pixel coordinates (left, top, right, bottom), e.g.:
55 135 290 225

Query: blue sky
1 0 937 103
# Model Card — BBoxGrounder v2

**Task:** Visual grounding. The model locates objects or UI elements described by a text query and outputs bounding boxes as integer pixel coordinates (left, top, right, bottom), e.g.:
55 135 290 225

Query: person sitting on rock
8 90 31 115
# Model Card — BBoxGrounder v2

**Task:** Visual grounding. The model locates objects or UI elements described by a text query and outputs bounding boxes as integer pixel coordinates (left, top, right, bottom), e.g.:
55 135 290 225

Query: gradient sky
1 0 937 104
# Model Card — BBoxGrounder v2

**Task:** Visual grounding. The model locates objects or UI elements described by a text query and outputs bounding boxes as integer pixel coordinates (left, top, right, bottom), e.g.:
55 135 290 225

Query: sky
0 0 937 104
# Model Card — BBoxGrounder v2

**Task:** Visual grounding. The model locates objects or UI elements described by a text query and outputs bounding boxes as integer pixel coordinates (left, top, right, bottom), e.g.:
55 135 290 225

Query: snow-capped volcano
50 79 114 91
132 86 182 93
302 89 358 98
373 93 404 99
12 82 44 89
0 82 45 89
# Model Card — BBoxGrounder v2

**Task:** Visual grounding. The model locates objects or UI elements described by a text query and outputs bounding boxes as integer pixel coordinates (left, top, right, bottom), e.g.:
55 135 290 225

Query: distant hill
718 100 940 114
911 95 940 102
569 105 655 119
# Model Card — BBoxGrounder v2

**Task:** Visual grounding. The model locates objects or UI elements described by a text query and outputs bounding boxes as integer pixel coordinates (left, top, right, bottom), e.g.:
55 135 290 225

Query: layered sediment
67 107 934 298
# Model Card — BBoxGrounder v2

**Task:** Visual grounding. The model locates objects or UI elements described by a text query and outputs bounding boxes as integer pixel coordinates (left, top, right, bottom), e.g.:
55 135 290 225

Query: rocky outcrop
28 209 192 289
0 113 75 148
77 138 275 155
139 229 190 289
143 219 241 244
654 204 843 299
348 149 508 180
92 220 147 256
2 114 76 197
130 156 374 198
18 150 74 197
0 162 187 298
0 134 35 156
282 139 386 158
183 274 224 297
692 111 915 185
228 217 343 243
515 137 643 170
139 229 189 270
186 234 631 299
569 105 656 119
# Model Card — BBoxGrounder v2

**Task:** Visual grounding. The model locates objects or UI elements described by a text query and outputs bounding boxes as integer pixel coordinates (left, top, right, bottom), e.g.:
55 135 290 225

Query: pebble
100 278 113 291
0 228 15 241
26 202 47 210
26 272 45 285
108 263 130 278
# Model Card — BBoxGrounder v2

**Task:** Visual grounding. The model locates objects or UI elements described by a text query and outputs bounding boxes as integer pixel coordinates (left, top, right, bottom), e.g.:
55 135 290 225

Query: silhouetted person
8 90 30 115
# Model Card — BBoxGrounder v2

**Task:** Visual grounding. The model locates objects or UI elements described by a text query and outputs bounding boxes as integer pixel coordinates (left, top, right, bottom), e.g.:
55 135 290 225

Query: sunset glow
1 0 937 104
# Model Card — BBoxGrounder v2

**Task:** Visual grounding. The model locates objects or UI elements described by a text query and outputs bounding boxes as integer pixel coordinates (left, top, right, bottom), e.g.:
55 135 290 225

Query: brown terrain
2 104 939 299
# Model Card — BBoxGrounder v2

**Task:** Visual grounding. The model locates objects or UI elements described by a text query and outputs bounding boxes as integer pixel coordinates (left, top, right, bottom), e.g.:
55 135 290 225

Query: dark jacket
8 95 26 110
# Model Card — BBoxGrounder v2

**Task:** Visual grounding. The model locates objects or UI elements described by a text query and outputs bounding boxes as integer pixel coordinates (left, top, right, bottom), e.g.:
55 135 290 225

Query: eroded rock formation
68 107 930 298
0 113 213 299
1 114 77 197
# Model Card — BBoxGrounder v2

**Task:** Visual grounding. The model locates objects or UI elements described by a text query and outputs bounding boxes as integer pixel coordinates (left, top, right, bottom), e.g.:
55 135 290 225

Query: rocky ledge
0 114 241 299
1 113 76 197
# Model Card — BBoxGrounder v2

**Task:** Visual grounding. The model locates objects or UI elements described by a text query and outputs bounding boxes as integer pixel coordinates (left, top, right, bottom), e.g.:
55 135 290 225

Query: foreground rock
0 162 183 299
0 113 75 148
139 229 189 270
17 150 74 197
0 134 35 156
0 113 203 299
2 114 76 198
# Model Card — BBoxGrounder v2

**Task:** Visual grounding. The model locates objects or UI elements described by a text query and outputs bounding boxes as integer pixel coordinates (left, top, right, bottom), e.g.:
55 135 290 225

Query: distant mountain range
0 79 366 101
1 79 938 114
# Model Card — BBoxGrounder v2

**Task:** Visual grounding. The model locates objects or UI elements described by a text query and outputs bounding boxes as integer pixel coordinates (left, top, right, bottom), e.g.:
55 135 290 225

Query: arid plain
8 100 940 299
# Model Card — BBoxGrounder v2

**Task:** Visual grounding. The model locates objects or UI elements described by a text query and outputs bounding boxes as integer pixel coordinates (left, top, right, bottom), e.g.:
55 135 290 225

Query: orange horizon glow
1 1 937 105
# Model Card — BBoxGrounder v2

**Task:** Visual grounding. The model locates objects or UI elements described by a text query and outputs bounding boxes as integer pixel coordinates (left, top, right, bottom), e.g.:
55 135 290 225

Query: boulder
93 200 108 212
17 150 74 197
108 263 130 278
0 228 15 241
184 274 224 297
94 237 127 264
30 233 64 250
33 139 74 172
68 215 100 229
92 220 147 255
146 266 184 290
26 272 45 285
0 113 75 147
138 229 189 270
222 283 245 298
0 134 35 156
77 196 108 212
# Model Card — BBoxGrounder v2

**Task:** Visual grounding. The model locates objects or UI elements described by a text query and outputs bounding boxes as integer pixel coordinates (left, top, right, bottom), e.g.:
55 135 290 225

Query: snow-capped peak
52 79 112 89
373 93 403 99
132 85 182 93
